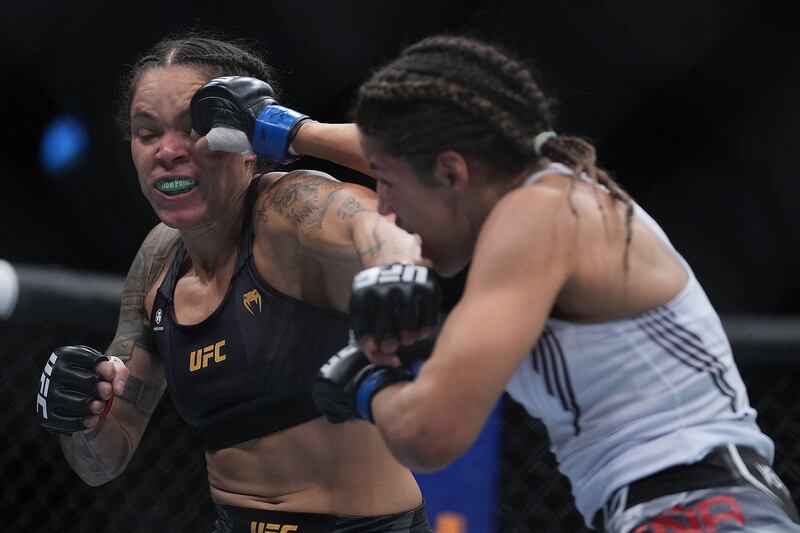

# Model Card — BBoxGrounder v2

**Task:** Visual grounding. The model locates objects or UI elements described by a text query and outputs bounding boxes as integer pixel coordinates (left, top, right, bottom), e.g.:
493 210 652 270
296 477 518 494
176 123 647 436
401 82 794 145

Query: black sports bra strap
157 243 187 303
234 174 263 272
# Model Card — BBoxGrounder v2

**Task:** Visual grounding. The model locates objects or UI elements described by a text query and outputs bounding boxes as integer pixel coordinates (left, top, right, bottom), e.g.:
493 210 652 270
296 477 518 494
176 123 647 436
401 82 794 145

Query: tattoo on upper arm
337 196 367 220
257 201 269 225
106 224 179 361
268 171 344 229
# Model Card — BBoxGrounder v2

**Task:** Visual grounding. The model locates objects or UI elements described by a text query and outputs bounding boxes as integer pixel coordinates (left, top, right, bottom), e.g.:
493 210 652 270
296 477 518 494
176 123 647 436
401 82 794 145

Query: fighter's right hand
350 264 442 362
190 76 310 164
35 345 125 434
311 344 414 423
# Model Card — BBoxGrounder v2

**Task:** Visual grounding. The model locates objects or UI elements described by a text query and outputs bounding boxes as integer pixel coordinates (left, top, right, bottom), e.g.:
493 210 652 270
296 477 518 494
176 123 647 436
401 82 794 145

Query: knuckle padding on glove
47 386 94 416
189 77 275 136
193 99 249 134
52 365 100 397
350 268 441 341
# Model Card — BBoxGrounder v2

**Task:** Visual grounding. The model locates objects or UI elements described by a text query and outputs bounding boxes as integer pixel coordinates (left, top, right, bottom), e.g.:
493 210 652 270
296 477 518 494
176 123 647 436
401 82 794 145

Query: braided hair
354 35 634 261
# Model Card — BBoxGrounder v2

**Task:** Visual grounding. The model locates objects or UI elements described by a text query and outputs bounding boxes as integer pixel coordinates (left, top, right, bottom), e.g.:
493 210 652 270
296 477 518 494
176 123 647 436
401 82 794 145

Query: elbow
387 409 474 472
403 436 465 473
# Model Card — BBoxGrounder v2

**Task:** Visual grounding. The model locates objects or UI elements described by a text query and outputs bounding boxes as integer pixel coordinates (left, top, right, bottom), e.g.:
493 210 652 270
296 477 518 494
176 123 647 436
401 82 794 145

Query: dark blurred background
1 0 798 314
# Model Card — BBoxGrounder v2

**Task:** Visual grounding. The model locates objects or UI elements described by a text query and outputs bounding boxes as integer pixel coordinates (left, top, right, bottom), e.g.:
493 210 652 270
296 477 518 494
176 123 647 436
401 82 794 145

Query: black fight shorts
211 503 432 533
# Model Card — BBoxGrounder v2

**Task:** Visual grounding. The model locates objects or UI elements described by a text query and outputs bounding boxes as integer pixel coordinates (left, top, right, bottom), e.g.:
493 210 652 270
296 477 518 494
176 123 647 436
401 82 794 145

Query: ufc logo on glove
353 265 429 289
36 352 58 419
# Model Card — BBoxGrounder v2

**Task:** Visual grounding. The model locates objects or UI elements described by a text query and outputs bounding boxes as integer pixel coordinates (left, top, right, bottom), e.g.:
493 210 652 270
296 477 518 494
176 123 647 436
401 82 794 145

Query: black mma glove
190 76 311 164
35 345 109 434
312 344 414 423
349 264 442 362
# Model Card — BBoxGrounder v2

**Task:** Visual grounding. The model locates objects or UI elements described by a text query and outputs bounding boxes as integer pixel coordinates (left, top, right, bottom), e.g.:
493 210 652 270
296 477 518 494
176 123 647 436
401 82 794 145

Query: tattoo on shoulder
267 170 344 229
337 196 367 220
106 224 180 361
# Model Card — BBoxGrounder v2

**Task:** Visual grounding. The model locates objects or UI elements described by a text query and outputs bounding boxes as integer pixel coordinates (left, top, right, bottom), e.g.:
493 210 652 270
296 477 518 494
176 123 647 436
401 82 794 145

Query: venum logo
243 289 262 316
250 522 298 533
189 340 226 372
155 308 163 325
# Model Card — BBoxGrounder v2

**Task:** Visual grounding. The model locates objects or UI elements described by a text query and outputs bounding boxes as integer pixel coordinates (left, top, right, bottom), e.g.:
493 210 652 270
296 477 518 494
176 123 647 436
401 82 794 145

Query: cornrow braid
116 33 276 140
540 136 635 269
405 35 554 118
360 78 537 157
355 34 636 264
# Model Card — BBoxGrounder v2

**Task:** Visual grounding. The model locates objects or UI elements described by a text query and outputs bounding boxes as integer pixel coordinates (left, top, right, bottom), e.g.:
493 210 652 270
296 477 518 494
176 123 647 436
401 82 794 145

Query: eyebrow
130 108 191 124
130 110 155 123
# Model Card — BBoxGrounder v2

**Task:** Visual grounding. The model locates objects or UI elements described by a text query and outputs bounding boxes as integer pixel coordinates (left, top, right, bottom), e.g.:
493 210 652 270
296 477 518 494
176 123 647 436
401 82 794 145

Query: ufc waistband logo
353 264 428 290
36 352 58 419
188 340 226 372
250 522 299 533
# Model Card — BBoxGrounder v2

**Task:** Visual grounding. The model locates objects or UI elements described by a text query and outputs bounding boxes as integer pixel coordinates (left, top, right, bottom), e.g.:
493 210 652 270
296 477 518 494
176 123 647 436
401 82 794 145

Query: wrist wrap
253 106 310 163
355 366 415 422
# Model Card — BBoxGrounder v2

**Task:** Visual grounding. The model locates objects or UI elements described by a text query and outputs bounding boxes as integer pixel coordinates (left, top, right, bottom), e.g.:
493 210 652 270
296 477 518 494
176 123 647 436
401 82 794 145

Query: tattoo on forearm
60 419 132 485
61 433 114 484
337 196 367 220
269 171 343 229
106 224 179 361
357 241 384 261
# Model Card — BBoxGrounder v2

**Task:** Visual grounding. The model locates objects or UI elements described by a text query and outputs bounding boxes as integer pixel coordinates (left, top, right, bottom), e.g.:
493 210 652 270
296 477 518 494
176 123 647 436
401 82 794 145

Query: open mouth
154 176 198 196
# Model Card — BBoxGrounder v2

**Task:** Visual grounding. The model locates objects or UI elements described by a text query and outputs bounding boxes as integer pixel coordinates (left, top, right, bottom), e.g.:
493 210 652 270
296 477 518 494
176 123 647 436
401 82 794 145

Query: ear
434 150 470 191
244 152 258 171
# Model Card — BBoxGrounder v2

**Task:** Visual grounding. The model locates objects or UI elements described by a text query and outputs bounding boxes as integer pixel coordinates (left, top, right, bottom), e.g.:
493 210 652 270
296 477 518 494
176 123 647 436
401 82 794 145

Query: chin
154 207 207 230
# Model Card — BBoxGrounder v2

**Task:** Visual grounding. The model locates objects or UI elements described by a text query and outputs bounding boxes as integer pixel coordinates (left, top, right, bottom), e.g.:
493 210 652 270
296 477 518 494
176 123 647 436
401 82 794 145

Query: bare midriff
206 416 422 516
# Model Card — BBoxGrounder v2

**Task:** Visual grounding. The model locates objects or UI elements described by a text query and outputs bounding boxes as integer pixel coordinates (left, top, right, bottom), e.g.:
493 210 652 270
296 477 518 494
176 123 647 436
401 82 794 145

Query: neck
179 188 248 281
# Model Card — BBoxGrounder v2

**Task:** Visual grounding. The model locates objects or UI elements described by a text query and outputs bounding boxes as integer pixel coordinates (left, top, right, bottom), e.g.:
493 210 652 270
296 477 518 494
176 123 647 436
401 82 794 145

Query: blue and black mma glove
312 344 414 423
35 345 110 434
190 76 311 164
349 264 442 365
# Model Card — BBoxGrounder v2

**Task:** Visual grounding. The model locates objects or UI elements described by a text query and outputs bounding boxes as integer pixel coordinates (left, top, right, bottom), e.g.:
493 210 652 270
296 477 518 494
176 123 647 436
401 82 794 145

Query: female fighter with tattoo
312 35 800 532
34 34 431 532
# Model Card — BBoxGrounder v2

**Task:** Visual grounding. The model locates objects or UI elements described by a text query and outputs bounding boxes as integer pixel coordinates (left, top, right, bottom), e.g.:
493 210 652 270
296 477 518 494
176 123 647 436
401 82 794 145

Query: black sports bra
150 176 350 449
